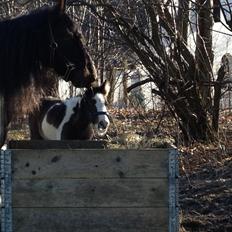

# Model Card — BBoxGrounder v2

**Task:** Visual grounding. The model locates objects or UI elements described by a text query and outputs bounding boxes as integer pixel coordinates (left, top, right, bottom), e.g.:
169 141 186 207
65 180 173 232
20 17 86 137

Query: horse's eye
67 28 74 37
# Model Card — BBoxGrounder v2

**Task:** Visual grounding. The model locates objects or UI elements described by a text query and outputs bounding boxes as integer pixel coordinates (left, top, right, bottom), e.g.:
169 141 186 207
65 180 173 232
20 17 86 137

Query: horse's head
48 3 97 88
82 80 111 136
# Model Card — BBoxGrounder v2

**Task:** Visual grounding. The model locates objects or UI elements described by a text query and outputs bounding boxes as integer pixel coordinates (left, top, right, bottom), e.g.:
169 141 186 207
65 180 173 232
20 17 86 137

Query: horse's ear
57 0 66 13
102 80 110 97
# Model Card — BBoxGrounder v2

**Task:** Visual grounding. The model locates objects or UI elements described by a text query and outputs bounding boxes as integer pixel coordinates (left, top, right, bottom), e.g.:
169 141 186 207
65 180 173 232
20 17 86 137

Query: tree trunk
212 66 225 132
195 0 214 109
212 54 229 132
177 0 189 43
123 61 128 107
107 66 116 105
171 96 215 143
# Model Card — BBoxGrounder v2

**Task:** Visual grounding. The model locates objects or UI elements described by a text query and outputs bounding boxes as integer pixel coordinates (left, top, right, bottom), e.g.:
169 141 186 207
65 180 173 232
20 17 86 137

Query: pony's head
48 1 97 87
82 80 111 136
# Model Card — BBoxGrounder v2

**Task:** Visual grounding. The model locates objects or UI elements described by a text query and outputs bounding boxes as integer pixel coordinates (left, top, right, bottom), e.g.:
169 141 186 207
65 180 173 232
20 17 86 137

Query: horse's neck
0 13 50 88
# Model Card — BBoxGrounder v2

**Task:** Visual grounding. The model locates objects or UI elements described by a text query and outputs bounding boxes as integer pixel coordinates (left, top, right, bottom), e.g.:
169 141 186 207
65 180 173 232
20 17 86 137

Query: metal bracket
0 149 12 232
168 149 179 232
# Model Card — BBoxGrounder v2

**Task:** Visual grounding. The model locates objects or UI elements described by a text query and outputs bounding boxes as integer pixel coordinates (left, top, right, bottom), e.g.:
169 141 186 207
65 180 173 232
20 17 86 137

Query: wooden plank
12 149 169 179
8 140 106 149
12 179 168 207
13 208 168 232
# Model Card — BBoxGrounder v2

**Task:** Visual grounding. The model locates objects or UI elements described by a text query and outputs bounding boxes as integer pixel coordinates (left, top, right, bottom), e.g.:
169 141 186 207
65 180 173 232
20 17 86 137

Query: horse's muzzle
69 69 95 88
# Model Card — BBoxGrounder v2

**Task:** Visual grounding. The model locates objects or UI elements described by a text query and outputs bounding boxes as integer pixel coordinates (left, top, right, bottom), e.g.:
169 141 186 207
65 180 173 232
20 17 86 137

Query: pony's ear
102 80 110 97
57 0 66 13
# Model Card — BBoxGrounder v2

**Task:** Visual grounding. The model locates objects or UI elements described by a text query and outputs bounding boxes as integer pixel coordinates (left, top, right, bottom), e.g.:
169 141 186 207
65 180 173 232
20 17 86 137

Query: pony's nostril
98 121 107 130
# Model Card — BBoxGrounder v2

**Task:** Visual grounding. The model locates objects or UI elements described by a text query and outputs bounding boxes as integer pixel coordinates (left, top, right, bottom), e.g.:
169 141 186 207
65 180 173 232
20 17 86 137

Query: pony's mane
0 5 78 117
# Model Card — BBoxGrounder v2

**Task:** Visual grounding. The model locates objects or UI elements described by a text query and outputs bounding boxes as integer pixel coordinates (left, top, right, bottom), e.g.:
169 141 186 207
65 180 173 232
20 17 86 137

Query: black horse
29 81 110 140
0 0 97 147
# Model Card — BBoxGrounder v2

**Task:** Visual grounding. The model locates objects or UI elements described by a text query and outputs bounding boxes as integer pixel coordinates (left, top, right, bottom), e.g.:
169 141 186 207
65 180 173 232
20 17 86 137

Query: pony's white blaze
93 93 110 135
94 93 107 112
41 97 81 140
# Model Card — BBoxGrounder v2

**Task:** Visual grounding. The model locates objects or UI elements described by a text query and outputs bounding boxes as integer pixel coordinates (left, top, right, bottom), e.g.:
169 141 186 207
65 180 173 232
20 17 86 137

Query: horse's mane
0 5 77 116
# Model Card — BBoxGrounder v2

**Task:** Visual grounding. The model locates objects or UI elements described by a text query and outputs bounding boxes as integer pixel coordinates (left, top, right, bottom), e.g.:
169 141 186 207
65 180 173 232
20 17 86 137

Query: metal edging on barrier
168 149 179 232
0 149 12 232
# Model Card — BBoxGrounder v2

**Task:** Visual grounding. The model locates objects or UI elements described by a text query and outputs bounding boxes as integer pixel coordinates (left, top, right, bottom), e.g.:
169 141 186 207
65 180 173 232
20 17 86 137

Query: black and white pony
29 81 110 140
0 0 97 147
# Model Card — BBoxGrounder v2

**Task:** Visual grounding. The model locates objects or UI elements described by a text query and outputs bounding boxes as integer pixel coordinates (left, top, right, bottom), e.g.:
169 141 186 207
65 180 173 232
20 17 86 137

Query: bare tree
71 0 224 143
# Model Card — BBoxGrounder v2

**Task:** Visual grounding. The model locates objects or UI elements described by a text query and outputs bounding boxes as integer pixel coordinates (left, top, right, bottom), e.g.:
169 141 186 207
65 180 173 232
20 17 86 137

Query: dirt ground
179 114 232 232
7 108 232 232
180 147 232 232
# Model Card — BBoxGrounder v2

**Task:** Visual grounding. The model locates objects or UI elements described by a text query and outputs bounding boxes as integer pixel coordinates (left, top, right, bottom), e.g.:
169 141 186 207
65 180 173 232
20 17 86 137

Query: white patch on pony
93 93 110 135
94 93 107 112
41 97 81 140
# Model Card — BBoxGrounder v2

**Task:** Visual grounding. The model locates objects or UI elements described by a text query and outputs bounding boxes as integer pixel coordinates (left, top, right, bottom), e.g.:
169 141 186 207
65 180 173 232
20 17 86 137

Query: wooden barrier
8 140 106 149
1 143 179 232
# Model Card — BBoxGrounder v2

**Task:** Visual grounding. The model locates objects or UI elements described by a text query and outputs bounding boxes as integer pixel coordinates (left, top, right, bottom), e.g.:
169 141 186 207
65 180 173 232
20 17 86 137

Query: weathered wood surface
13 179 168 207
13 208 168 232
11 149 172 232
12 149 168 179
8 140 106 149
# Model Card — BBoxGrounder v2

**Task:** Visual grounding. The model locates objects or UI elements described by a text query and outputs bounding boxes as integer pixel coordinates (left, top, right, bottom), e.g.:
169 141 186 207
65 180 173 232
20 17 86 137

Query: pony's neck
63 96 93 140
65 96 88 126
78 96 92 124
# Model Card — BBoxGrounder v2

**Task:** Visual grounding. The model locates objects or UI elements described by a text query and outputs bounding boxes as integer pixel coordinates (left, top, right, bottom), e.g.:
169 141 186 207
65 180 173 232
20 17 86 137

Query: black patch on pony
29 98 62 140
46 103 67 128
61 99 94 140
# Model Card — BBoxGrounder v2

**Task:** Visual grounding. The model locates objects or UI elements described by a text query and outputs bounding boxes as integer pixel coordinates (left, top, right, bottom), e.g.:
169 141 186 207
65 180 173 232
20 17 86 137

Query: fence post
0 94 5 147
0 150 13 232
169 149 179 232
